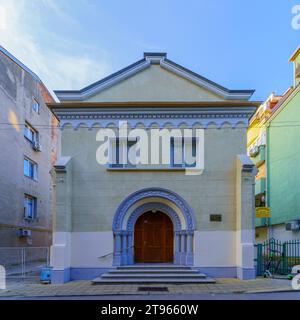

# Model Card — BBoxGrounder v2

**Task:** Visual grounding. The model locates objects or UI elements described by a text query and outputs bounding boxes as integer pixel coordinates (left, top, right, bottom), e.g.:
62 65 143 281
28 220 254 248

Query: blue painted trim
70 268 112 280
52 267 256 282
237 267 256 280
112 187 196 231
198 267 255 279
127 202 182 232
51 268 70 284
196 267 237 278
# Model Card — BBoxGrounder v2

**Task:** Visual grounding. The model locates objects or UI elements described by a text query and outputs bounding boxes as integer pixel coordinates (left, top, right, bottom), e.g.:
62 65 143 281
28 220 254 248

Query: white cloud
0 0 111 93
0 4 6 30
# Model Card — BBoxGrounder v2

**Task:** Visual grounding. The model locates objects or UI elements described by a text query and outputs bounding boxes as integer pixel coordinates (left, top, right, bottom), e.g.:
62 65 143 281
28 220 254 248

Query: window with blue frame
24 194 37 219
32 99 40 113
110 138 137 168
24 122 38 143
24 157 38 180
170 137 197 168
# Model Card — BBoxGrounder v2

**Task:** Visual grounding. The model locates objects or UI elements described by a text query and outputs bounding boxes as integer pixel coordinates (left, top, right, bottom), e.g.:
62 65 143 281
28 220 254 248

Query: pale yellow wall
86 65 223 102
56 125 247 233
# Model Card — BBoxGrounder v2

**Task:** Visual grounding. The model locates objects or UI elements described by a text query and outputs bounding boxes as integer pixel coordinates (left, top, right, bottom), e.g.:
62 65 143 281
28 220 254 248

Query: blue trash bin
40 267 52 284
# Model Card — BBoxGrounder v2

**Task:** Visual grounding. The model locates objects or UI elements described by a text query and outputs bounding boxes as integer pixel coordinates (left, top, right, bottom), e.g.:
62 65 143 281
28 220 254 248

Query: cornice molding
55 110 253 130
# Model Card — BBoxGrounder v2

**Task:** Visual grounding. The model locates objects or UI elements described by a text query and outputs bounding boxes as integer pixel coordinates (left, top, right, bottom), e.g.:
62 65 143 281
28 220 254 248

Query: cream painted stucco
54 126 247 233
86 65 223 102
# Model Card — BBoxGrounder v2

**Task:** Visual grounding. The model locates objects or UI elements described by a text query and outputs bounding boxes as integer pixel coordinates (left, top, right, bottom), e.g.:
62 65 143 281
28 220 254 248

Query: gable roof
54 52 255 101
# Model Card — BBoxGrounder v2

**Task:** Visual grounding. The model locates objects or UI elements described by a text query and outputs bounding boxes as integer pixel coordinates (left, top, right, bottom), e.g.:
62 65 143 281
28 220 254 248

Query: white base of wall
51 231 253 270
194 231 236 266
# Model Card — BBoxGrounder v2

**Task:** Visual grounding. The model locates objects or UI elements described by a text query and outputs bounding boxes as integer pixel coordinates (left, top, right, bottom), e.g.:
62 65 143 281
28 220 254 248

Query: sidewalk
0 277 296 298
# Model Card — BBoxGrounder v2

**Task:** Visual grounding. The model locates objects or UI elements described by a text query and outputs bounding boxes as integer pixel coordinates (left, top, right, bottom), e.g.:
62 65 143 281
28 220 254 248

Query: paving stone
0 278 294 297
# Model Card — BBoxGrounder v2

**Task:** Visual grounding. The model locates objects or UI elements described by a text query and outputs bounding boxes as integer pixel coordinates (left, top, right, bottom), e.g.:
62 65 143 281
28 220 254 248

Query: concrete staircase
92 265 215 284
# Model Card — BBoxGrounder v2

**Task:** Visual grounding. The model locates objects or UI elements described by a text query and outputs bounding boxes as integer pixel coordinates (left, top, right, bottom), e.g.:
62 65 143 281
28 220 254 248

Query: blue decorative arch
112 187 196 232
112 187 196 266
126 202 182 232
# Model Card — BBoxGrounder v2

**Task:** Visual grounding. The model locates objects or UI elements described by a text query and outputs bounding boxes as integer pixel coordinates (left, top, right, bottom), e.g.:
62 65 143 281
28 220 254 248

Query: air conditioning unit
285 220 300 231
17 229 32 237
32 141 41 151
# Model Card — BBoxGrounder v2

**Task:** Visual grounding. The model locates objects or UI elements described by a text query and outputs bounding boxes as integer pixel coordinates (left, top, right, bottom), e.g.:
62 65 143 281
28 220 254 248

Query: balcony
255 177 266 195
250 145 265 167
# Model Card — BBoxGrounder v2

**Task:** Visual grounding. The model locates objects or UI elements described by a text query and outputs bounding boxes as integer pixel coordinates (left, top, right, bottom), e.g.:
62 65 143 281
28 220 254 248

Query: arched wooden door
134 211 173 263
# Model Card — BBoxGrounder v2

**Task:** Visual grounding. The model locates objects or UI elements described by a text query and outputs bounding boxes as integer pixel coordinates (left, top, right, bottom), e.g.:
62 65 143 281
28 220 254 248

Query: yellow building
247 94 282 242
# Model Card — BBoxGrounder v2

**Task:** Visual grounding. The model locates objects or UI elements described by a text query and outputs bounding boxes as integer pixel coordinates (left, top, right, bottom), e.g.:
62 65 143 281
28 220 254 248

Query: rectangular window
24 122 38 143
24 194 37 219
32 99 40 113
110 138 137 168
170 137 197 168
24 157 38 180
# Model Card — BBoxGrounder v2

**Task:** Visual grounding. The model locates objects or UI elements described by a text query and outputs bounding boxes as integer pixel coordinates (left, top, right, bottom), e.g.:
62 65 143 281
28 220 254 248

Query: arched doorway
134 211 173 263
112 188 196 266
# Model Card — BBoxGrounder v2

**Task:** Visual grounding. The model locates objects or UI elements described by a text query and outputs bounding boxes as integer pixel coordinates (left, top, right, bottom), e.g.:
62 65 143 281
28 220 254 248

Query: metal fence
0 247 50 279
255 238 300 276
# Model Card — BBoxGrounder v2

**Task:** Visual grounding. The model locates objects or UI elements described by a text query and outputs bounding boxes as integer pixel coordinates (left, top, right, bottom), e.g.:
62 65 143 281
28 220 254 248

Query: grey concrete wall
0 51 59 248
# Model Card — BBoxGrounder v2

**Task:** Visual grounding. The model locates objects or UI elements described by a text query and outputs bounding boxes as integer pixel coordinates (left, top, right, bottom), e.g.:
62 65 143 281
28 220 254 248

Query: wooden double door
134 211 173 263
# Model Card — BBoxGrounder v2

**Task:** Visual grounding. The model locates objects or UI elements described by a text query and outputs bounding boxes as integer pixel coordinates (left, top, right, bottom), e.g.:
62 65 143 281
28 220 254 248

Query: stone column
180 231 186 265
174 231 181 264
121 231 128 265
113 231 122 266
186 231 194 266
127 233 134 265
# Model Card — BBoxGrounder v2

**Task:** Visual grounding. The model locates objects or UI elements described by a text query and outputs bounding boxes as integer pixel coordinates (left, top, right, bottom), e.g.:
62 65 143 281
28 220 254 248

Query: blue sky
0 0 299 100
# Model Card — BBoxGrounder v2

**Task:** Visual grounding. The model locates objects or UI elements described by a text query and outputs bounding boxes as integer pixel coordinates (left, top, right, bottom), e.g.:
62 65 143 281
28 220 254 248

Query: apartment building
0 46 60 248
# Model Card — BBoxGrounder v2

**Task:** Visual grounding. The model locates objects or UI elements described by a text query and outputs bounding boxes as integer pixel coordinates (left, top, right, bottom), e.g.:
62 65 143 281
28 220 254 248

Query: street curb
245 289 299 294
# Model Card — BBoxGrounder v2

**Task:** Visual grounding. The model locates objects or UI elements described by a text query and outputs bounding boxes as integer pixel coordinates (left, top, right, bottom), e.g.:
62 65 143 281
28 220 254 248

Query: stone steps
92 265 215 284
93 278 215 283
109 269 201 274
117 265 192 270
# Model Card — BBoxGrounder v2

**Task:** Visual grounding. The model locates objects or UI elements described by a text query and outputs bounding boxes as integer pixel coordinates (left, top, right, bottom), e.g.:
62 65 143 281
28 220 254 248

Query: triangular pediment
54 53 254 102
